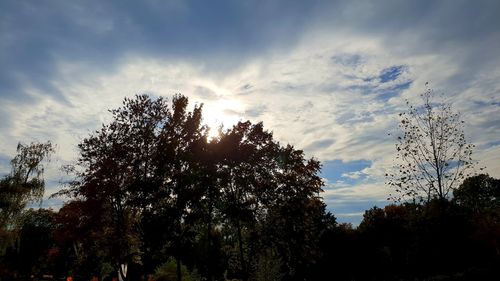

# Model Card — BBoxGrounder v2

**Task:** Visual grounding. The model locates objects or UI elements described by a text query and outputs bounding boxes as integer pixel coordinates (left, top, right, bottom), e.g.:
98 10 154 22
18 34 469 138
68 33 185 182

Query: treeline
1 95 499 281
320 177 500 281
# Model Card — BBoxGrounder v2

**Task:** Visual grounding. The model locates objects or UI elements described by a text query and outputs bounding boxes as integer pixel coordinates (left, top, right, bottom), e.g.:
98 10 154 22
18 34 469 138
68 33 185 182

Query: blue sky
1 0 500 225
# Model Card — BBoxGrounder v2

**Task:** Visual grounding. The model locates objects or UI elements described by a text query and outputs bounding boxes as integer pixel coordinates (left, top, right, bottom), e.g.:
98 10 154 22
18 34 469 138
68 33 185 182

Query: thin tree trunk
207 203 213 281
176 214 182 281
236 220 247 281
176 255 182 281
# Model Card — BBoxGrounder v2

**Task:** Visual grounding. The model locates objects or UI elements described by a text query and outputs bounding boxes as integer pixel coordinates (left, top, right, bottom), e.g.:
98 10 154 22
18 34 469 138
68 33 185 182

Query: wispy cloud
1 0 499 224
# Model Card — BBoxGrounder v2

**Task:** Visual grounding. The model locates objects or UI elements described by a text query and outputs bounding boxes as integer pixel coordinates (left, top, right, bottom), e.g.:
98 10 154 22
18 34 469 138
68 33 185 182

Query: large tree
57 94 208 281
213 122 327 281
57 95 162 280
153 94 208 281
213 121 278 281
387 86 476 203
55 93 332 281
261 144 326 281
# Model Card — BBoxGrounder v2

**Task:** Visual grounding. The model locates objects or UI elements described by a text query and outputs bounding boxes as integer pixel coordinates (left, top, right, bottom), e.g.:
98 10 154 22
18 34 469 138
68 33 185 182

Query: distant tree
16 208 57 277
0 141 54 253
387 85 475 203
453 175 500 261
358 206 386 233
453 174 500 212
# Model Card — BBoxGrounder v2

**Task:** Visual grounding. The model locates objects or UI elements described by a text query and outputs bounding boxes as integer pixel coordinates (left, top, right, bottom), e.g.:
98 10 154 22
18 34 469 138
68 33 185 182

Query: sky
1 0 499 225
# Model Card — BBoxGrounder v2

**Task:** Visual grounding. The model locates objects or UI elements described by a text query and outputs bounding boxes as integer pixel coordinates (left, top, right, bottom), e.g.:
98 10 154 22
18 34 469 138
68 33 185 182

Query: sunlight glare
204 98 244 140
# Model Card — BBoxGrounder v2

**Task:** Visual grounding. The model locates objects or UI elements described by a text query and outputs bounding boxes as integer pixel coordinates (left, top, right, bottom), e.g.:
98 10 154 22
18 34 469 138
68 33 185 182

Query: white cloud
1 1 499 222
341 171 365 180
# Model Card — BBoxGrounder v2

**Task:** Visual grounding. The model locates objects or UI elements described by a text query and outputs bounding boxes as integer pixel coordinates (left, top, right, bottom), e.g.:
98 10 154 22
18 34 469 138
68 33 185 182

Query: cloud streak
1 0 499 224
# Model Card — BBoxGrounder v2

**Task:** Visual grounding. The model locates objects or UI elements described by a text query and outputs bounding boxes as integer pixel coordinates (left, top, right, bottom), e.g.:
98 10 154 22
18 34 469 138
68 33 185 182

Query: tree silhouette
213 121 278 281
153 94 207 281
0 141 54 254
387 85 475 203
3 93 500 281
454 174 500 213
16 208 57 276
262 145 326 280
57 95 175 280
57 94 209 281
54 200 104 280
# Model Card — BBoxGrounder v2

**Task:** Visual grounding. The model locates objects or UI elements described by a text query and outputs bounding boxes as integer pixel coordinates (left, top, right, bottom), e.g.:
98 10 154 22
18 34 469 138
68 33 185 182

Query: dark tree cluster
1 95 329 281
1 94 500 281
314 174 500 281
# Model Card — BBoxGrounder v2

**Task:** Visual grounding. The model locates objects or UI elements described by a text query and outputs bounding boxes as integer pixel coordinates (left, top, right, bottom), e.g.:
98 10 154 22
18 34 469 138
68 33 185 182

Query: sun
203 98 244 140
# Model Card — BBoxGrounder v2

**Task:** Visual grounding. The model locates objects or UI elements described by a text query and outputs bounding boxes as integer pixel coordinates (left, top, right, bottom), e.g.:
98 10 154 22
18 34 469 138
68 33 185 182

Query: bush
155 258 199 281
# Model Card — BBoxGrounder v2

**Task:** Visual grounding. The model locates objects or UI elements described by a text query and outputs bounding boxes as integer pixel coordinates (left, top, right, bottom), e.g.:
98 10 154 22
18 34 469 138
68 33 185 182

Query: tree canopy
0 141 54 253
1 92 499 281
51 94 329 281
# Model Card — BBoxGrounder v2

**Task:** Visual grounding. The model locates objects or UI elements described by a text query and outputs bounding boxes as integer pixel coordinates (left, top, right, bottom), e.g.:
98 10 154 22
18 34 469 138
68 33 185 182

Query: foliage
54 199 111 280
0 141 54 258
54 94 207 281
0 141 54 229
55 94 329 281
17 209 58 276
3 93 499 281
0 208 59 279
453 174 500 212
154 258 198 281
346 197 500 280
387 85 475 202
249 249 283 281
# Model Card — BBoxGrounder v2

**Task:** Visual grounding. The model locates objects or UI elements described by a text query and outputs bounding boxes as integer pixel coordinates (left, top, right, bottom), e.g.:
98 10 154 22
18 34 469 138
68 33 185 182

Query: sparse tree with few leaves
387 85 476 203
